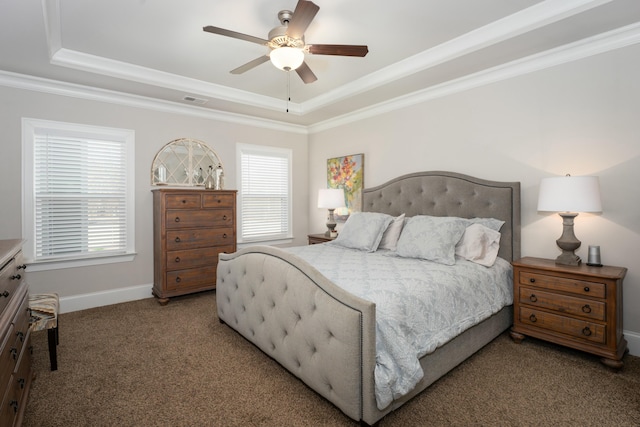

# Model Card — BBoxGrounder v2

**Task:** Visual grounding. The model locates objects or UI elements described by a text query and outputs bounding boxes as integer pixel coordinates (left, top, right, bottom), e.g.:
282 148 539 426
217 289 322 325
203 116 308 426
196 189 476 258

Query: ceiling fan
203 0 368 84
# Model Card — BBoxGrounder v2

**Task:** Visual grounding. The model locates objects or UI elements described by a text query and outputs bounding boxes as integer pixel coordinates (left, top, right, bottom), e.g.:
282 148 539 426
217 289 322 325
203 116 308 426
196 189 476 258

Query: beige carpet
23 291 640 426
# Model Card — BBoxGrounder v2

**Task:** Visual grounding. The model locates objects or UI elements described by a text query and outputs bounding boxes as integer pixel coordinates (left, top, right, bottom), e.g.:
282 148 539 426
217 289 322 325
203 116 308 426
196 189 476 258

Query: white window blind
238 144 291 242
22 119 135 265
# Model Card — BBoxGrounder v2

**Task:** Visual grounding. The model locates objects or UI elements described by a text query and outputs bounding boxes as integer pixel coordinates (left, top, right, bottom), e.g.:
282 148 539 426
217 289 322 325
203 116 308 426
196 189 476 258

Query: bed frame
216 171 521 425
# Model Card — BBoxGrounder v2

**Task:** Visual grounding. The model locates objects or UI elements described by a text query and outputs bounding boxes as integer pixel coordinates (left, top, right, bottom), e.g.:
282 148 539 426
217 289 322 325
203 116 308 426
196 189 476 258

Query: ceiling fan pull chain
286 70 291 113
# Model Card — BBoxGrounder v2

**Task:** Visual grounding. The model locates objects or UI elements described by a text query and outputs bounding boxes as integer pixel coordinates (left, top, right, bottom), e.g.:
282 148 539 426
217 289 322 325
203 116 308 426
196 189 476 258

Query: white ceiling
2 0 640 129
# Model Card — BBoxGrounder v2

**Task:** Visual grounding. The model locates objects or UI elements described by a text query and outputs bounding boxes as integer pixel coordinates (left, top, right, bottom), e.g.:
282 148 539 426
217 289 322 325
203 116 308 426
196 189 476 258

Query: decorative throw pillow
395 215 468 265
377 214 406 250
455 223 502 267
331 212 393 252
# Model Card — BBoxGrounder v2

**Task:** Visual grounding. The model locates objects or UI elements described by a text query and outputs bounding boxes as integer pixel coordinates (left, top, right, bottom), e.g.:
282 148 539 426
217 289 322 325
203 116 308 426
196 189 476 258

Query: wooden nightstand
307 233 335 245
510 257 627 369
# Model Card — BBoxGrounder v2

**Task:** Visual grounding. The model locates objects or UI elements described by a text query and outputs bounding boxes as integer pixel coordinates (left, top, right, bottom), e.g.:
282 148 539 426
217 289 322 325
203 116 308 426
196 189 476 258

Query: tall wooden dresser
152 189 236 305
0 240 32 427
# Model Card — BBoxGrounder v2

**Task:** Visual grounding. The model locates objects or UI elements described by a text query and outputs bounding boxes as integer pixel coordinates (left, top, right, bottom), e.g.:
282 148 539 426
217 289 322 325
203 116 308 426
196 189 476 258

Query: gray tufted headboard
362 171 521 261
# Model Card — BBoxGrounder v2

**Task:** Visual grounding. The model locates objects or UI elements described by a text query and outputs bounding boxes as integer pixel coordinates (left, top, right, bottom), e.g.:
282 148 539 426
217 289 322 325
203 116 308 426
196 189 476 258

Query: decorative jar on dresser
510 257 627 369
152 189 236 305
0 239 32 426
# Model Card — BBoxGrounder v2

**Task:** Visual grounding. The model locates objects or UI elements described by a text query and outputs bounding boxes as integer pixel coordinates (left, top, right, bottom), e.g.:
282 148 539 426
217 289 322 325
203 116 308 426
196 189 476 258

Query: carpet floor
23 291 640 426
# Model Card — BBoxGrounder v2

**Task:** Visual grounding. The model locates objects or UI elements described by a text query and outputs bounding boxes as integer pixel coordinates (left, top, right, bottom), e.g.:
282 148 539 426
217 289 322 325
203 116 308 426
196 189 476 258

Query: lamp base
555 212 582 266
324 208 337 237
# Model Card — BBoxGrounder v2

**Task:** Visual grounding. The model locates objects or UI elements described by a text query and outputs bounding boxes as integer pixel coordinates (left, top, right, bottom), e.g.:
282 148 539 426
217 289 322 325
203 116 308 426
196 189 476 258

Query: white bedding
285 243 513 409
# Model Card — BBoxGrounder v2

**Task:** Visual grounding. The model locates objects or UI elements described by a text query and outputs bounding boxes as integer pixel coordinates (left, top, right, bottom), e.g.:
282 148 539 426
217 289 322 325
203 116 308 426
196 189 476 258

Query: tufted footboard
216 246 378 424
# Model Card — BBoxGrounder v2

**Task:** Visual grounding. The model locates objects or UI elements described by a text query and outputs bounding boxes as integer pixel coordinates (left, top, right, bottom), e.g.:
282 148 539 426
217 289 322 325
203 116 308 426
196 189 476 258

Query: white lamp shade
317 188 346 209
537 175 602 213
270 47 304 70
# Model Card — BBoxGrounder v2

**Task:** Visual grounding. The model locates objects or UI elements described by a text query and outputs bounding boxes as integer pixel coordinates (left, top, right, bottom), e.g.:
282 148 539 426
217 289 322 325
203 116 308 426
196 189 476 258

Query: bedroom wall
308 44 640 355
0 85 309 307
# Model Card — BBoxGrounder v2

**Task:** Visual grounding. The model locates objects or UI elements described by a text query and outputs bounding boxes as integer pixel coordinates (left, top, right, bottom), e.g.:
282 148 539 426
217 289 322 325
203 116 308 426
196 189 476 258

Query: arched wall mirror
151 138 223 186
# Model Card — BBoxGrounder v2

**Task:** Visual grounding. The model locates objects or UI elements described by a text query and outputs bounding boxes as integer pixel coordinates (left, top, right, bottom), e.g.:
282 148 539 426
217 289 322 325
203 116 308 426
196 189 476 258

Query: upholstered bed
216 171 521 425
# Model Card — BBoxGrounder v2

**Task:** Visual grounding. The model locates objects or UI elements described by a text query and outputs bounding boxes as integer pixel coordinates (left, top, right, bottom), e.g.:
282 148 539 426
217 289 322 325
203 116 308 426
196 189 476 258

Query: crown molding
308 21 640 133
0 70 307 134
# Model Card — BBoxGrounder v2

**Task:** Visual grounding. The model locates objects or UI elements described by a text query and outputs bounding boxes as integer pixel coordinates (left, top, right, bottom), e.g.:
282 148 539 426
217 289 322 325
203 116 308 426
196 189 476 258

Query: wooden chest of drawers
510 257 627 369
152 189 237 304
0 240 32 427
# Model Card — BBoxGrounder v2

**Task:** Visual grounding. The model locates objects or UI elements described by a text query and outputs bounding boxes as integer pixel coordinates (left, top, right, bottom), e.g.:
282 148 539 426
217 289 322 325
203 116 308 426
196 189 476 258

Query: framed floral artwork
327 153 364 221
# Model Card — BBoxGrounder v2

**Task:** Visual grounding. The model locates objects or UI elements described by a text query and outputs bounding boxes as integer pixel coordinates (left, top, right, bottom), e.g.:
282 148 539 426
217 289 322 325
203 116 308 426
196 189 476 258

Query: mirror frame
151 138 223 186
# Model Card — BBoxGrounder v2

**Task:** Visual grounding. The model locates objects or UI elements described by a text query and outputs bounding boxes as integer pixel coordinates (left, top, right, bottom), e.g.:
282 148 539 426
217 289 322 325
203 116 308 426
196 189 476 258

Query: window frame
22 118 136 271
236 143 293 246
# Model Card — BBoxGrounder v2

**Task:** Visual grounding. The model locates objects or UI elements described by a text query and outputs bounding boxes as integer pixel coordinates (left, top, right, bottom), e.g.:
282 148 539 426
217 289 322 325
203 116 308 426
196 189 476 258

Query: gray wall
308 44 640 352
0 85 309 299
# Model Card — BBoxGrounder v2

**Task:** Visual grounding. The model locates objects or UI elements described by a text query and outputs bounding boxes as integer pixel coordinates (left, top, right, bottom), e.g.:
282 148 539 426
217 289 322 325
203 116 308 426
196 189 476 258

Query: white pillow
455 223 501 267
331 212 393 252
377 214 405 250
468 217 505 232
395 215 468 265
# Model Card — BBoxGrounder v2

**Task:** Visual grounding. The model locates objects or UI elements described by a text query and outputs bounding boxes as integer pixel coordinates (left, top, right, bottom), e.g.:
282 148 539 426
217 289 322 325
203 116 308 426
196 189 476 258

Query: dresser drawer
166 228 235 251
0 257 22 317
202 193 235 208
166 265 217 292
0 331 30 427
0 323 16 392
165 194 202 209
519 307 606 344
518 271 606 299
165 209 234 229
167 245 235 271
519 287 605 321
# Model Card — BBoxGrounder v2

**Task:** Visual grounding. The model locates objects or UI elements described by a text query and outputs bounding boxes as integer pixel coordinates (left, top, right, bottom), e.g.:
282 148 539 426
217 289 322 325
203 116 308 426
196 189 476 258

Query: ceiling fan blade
203 26 268 45
307 44 369 57
286 0 320 40
295 61 317 84
230 56 270 74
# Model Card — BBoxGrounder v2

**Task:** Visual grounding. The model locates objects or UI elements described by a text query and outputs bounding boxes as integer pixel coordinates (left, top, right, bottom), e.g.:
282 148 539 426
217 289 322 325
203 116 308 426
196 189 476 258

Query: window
237 143 292 244
22 118 135 270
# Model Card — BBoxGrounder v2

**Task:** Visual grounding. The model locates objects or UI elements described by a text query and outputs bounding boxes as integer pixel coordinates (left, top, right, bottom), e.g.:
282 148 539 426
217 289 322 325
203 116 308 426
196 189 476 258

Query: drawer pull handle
182 199 187 204
176 276 182 283
222 215 228 220
582 304 592 314
18 378 25 389
584 286 590 292
529 278 536 283
582 326 592 336
16 331 24 342
10 274 21 280
218 199 222 203
10 400 18 413
222 233 227 238
175 257 180 263
17 264 27 270
175 237 181 243
529 294 537 303
175 217 181 222
10 347 18 360
1 290 9 298
529 314 537 323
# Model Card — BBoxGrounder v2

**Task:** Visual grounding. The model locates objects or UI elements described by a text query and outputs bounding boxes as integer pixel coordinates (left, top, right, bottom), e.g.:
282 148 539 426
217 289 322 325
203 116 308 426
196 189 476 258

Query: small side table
307 234 335 245
510 257 627 369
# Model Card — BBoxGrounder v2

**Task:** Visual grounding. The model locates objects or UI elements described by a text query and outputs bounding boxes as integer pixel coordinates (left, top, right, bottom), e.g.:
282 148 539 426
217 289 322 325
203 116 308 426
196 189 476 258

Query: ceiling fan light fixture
270 47 304 71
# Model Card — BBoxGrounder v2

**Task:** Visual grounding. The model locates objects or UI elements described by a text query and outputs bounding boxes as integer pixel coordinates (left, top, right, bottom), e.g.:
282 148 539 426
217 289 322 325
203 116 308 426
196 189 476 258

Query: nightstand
307 233 335 245
510 257 627 369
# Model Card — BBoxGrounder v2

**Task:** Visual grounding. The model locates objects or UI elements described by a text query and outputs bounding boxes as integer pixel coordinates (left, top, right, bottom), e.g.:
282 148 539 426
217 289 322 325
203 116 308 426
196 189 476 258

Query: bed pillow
395 215 468 265
467 217 505 232
331 212 393 252
377 214 406 250
455 223 502 267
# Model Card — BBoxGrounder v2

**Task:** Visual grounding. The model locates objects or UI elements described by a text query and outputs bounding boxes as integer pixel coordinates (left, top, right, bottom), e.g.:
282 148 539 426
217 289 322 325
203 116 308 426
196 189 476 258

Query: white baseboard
59 283 153 314
57 284 640 358
624 329 640 357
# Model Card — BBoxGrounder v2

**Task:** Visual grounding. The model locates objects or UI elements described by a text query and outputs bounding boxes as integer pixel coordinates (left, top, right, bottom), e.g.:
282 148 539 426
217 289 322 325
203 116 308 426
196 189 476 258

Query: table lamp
317 188 346 237
537 175 602 266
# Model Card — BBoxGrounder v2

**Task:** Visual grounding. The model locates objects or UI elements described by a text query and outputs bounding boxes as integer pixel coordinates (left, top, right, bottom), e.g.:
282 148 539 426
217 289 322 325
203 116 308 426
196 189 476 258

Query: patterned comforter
285 243 513 409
